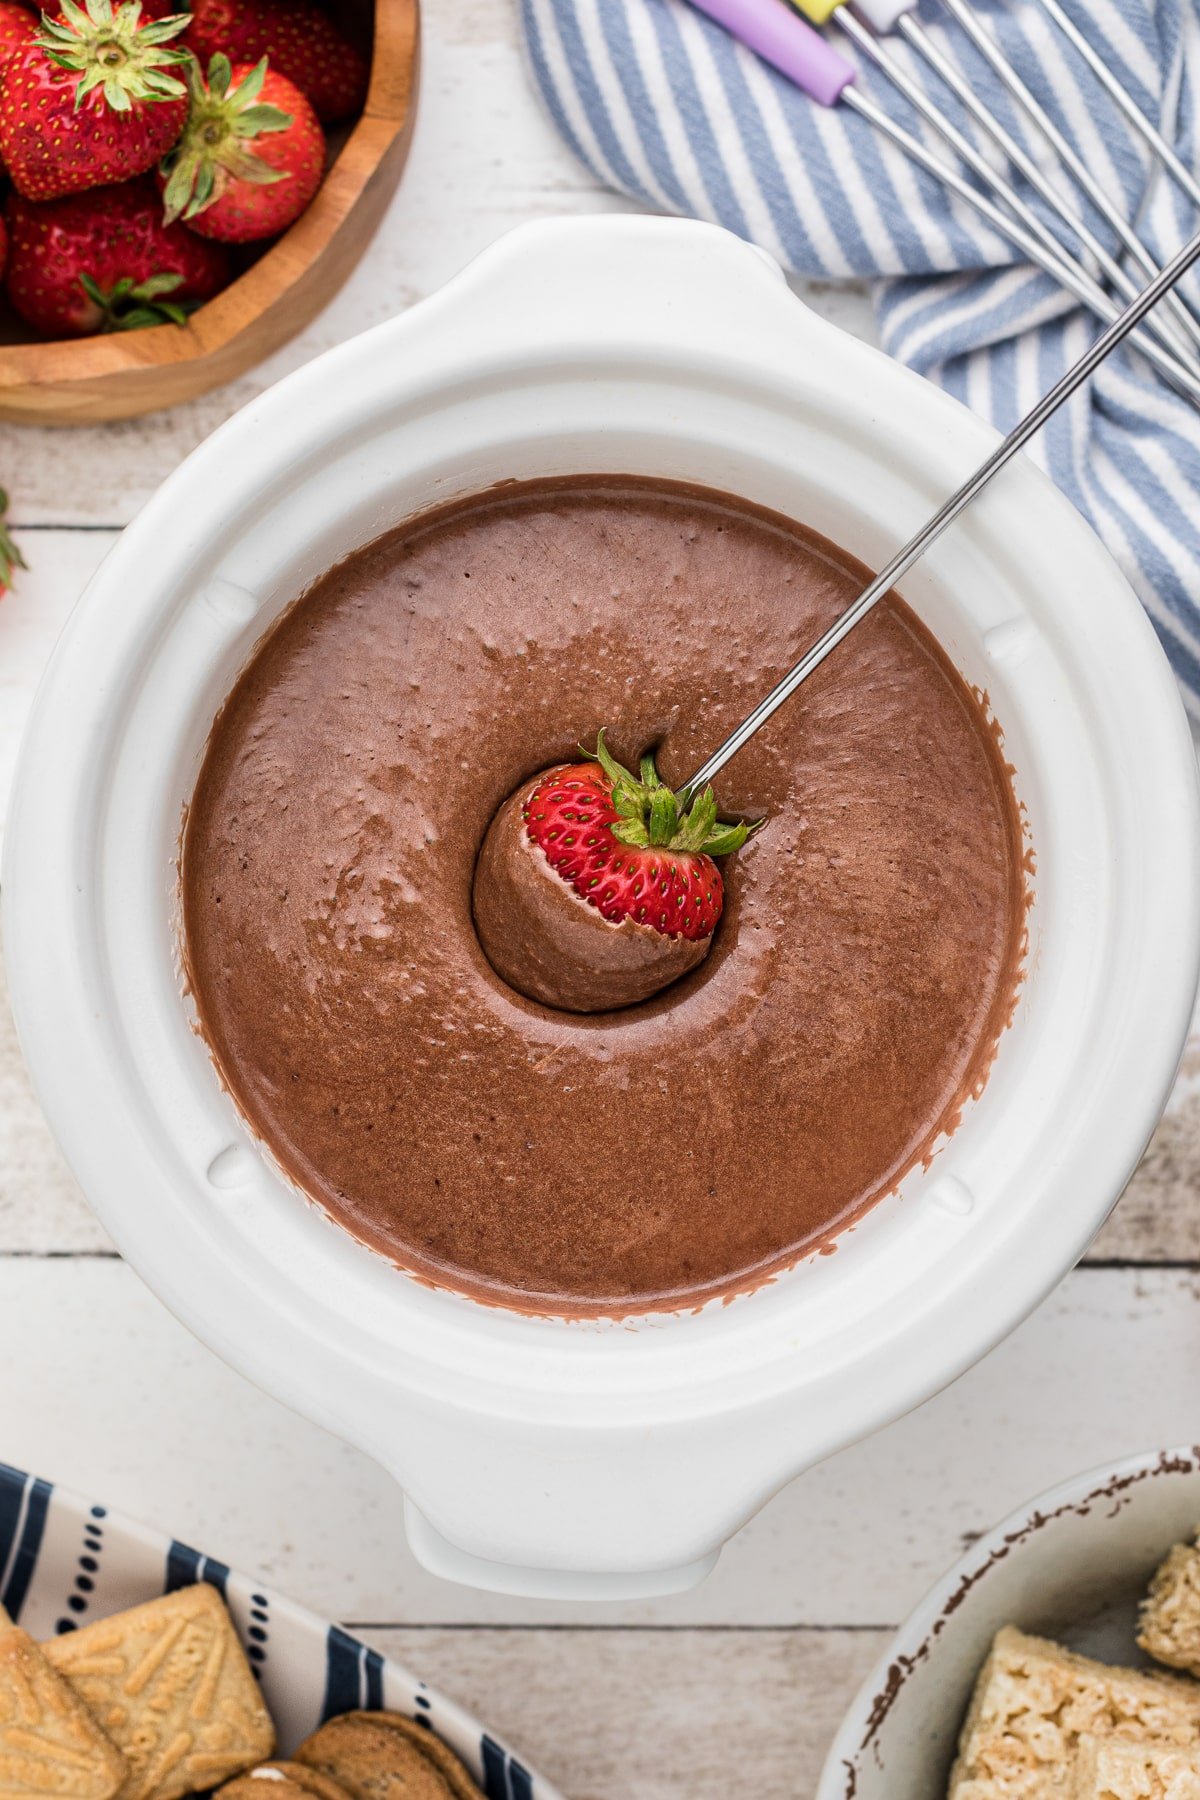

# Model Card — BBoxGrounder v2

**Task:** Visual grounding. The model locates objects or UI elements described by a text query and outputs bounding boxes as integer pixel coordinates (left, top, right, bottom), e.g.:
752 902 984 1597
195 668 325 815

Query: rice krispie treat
1140 1540 1200 1680
1072 1736 1200 1799
949 1627 1200 1798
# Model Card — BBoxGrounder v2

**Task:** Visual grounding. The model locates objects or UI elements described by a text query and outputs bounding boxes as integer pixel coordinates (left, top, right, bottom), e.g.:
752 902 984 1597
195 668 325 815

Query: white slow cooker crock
6 217 1200 1600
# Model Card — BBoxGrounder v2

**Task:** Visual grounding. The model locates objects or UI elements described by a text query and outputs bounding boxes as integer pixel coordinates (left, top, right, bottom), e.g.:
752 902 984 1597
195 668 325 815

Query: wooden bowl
0 0 419 425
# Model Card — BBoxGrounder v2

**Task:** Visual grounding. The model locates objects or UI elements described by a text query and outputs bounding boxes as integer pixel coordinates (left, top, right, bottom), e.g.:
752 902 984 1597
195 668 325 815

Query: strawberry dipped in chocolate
473 731 752 1013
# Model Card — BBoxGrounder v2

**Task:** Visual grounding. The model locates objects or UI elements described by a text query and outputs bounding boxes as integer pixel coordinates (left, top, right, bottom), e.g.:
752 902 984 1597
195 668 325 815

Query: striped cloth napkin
521 0 1200 716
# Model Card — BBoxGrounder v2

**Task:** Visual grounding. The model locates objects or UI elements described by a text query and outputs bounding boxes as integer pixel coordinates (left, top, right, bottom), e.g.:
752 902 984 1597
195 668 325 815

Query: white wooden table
2 5 1198 1795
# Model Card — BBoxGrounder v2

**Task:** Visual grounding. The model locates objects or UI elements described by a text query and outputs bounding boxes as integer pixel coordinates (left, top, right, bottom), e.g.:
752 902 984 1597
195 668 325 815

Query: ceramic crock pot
6 216 1200 1601
818 1447 1200 1799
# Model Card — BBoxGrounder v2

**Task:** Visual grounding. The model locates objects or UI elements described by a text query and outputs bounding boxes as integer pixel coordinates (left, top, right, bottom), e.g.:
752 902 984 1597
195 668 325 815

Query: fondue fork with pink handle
679 222 1200 798
683 0 1200 404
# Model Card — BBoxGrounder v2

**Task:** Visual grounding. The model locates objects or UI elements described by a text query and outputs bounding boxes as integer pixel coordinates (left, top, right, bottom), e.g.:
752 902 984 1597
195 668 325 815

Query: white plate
818 1444 1200 1799
0 1459 561 1800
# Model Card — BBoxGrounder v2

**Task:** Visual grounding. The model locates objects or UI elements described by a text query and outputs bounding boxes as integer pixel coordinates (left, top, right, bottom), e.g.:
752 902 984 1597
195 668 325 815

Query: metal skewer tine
681 0 1200 396
867 7 1198 365
840 86 1200 406
679 226 1200 800
1033 0 1200 216
931 0 1200 352
835 7 1195 373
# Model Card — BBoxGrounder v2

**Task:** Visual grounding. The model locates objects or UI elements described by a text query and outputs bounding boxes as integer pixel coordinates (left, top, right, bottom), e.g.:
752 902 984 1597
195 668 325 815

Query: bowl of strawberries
0 0 418 423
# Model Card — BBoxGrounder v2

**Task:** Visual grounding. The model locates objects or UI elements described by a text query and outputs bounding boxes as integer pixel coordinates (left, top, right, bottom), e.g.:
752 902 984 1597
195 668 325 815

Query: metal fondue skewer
678 226 1200 802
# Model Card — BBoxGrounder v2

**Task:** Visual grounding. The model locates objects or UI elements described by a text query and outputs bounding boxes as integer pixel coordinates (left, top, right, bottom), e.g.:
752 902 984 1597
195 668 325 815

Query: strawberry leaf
580 730 757 858
36 0 191 113
647 785 678 847
0 488 28 593
207 49 231 99
161 52 296 223
76 269 194 332
234 104 293 136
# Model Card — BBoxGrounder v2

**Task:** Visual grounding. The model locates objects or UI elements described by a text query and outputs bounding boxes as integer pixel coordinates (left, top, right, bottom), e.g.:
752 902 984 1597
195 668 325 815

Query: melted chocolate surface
181 477 1025 1316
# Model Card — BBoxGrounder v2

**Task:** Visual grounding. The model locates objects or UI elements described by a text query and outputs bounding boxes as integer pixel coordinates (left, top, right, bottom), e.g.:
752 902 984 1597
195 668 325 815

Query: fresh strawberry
6 179 231 335
160 53 324 242
0 0 190 201
0 2 36 73
182 0 367 123
0 486 27 599
0 0 34 166
524 733 752 941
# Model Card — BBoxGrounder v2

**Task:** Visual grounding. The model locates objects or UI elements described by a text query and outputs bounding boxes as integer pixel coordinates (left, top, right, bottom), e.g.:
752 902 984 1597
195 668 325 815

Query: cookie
294 1714 455 1800
218 1763 353 1800
361 1719 478 1800
214 1778 312 1800
0 1626 127 1800
44 1586 274 1800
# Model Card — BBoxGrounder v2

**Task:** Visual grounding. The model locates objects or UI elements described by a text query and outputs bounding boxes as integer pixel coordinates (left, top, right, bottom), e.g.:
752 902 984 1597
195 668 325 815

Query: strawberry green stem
78 270 196 331
37 0 191 113
583 729 755 856
160 53 294 224
0 488 28 592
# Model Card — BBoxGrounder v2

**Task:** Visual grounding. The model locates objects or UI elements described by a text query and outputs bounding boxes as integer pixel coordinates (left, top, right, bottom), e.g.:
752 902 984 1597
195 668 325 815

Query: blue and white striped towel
522 0 1200 715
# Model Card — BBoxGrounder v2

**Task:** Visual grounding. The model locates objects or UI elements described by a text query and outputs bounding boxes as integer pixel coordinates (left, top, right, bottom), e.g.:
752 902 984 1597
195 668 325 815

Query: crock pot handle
403 1502 719 1602
418 214 801 377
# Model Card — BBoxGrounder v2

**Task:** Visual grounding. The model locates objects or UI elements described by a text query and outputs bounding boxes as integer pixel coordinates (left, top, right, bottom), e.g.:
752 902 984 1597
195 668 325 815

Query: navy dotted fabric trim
0 1467 540 1796
247 1592 269 1669
55 1504 106 1635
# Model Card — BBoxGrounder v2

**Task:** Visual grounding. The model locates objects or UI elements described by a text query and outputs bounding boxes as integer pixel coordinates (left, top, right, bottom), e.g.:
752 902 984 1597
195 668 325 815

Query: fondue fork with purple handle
682 0 1200 404
679 223 1200 798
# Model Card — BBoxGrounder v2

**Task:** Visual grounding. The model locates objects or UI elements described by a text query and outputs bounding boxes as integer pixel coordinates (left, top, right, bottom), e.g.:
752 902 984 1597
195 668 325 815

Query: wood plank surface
0 1259 1196 1631
1 3 1198 1796
359 1627 888 1800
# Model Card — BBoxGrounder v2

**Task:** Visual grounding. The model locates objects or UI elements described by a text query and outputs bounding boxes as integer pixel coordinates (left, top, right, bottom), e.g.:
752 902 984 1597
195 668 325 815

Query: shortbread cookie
1073 1735 1200 1798
949 1627 1200 1797
295 1713 459 1799
1141 1540 1200 1679
0 1626 127 1800
45 1586 274 1800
